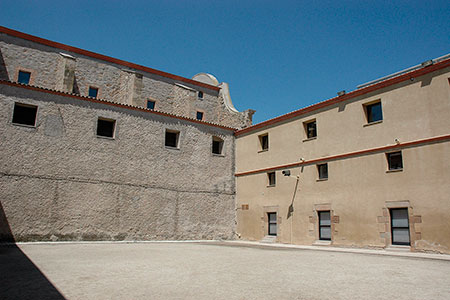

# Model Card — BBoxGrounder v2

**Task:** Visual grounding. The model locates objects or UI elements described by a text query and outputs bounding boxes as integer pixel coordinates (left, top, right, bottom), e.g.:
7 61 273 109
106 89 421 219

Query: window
196 111 204 120
198 91 203 99
17 71 31 84
212 137 224 155
390 208 410 245
365 101 383 123
12 102 37 126
304 120 317 139
268 212 277 236
318 211 331 240
259 134 268 151
88 87 99 98
147 100 156 110
165 130 180 148
267 172 276 186
317 163 328 180
96 118 115 138
387 151 403 171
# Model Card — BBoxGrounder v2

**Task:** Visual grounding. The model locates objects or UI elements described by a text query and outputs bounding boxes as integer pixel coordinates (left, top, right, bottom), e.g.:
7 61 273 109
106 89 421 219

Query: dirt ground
1 241 449 300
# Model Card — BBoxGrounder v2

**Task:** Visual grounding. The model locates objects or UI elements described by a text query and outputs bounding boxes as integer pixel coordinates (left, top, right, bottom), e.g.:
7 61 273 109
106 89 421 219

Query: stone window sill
386 169 403 173
303 137 317 142
363 120 383 127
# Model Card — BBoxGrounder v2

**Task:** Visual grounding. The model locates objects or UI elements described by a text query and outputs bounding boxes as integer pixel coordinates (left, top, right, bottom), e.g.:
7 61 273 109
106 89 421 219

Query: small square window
147 100 156 110
17 71 31 84
96 118 115 138
196 111 204 120
212 136 224 155
317 163 328 180
267 172 276 186
387 151 403 171
198 91 203 99
259 134 268 151
365 101 383 123
165 130 180 148
12 102 37 126
304 120 317 139
89 87 99 98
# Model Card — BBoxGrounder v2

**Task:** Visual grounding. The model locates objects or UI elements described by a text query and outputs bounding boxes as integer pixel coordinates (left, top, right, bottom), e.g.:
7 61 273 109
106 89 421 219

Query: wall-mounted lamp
337 90 346 96
421 60 433 67
282 170 291 176
395 138 400 145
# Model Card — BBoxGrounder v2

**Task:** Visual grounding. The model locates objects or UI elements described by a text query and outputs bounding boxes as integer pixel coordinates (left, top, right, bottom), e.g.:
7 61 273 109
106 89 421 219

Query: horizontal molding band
0 26 220 92
235 59 450 136
0 80 236 131
235 134 450 177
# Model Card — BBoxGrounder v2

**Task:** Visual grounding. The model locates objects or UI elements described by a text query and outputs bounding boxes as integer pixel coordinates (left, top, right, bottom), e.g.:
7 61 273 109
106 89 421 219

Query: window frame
364 100 383 124
303 119 317 140
317 163 328 180
386 151 403 171
267 212 277 236
11 102 38 127
258 133 269 152
88 86 99 98
267 171 276 187
212 136 224 155
17 70 31 85
96 117 116 139
165 129 180 149
318 211 331 241
196 111 204 121
147 100 156 110
390 208 410 246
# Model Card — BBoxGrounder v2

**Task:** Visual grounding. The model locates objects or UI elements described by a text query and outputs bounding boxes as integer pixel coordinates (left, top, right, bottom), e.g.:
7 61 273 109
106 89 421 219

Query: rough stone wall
0 84 236 242
0 32 252 129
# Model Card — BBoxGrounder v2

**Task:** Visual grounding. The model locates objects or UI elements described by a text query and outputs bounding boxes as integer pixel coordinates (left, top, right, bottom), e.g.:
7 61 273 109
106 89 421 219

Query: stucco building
1 26 449 254
235 55 450 254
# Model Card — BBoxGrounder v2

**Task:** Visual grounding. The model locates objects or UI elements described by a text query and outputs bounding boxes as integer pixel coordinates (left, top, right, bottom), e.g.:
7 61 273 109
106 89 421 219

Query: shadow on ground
0 201 66 300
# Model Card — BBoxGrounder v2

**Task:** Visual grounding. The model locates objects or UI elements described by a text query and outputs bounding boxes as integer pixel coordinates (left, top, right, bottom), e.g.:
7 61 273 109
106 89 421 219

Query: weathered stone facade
0 82 236 242
0 27 253 129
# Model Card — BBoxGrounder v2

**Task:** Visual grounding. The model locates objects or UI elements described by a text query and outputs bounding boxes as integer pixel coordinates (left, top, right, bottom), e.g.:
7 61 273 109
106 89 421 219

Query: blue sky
1 1 449 124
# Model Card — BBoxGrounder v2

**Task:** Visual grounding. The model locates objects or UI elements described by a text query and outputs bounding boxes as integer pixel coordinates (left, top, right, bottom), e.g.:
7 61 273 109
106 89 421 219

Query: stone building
235 54 450 254
0 26 250 242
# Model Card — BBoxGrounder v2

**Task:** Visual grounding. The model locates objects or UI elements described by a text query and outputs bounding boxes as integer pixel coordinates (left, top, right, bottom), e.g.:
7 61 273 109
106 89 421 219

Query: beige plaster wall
235 67 450 253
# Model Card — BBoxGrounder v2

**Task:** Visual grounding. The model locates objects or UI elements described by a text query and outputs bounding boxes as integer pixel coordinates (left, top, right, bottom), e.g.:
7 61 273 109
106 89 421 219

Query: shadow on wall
0 201 66 300
0 49 9 80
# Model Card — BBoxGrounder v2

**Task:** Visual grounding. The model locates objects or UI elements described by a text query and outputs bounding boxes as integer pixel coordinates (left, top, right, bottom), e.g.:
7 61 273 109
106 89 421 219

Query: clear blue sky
1 1 449 124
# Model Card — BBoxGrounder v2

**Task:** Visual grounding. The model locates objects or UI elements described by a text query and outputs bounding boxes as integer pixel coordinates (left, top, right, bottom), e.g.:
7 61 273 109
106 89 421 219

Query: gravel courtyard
1 242 449 300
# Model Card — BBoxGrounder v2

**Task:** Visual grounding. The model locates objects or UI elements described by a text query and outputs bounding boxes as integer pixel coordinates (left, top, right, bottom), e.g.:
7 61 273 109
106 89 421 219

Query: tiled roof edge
0 80 236 131
0 26 220 92
235 56 450 137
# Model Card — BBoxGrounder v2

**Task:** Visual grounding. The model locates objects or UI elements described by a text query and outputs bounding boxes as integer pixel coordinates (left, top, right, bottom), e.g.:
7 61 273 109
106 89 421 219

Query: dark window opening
196 111 204 120
366 102 383 123
212 137 224 155
198 91 203 99
259 134 268 151
317 163 328 180
319 211 331 240
147 100 155 110
268 212 277 236
387 152 403 170
12 102 37 126
89 87 99 98
18 71 31 84
305 120 317 138
165 130 179 148
390 208 410 245
267 172 276 186
96 118 115 138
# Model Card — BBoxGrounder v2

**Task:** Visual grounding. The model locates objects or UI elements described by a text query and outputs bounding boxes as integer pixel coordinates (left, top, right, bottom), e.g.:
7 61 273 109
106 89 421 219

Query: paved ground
1 241 450 300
